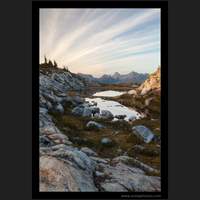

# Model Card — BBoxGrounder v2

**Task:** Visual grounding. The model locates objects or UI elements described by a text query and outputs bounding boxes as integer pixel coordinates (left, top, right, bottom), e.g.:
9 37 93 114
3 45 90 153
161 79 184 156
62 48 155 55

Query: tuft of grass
127 141 160 171
49 93 160 172
51 110 89 131
67 91 78 97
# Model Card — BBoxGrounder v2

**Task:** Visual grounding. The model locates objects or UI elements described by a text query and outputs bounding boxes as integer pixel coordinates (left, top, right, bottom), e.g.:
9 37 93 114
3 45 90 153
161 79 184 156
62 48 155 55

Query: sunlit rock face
128 89 137 95
138 67 160 95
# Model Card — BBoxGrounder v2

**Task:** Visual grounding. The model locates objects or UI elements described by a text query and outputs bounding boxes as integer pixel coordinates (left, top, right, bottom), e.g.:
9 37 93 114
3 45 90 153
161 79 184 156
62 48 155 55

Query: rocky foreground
39 65 161 192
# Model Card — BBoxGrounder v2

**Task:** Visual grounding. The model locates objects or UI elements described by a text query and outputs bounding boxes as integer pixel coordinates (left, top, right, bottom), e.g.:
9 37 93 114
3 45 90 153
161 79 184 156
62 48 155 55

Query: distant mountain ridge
78 71 149 85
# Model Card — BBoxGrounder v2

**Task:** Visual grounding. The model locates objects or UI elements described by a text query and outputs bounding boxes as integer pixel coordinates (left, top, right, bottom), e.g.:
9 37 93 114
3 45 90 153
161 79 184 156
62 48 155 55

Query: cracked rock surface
39 69 161 192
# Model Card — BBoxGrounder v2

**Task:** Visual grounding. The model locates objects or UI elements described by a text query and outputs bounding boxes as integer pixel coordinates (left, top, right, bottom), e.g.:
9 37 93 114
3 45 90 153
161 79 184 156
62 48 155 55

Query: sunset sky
40 8 160 77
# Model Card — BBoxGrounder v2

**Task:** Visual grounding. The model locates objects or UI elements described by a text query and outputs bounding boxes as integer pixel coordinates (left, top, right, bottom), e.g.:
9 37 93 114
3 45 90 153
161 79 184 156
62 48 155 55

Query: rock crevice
39 67 161 192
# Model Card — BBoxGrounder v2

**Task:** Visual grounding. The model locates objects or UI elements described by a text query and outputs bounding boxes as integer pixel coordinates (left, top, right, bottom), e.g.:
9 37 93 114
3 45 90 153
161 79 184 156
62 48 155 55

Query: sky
40 9 160 77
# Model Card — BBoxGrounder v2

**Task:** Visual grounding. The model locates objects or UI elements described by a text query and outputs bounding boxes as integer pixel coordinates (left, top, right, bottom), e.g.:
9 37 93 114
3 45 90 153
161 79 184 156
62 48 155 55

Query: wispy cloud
40 8 160 77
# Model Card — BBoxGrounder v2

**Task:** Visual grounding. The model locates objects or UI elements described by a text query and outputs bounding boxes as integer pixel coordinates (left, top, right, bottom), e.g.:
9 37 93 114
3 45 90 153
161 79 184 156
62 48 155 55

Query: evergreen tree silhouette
63 66 69 71
48 60 53 67
44 55 47 64
53 60 58 68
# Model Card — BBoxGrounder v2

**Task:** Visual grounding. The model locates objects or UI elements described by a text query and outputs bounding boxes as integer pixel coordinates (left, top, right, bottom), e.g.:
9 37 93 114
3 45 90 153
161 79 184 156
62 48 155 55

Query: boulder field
39 68 160 192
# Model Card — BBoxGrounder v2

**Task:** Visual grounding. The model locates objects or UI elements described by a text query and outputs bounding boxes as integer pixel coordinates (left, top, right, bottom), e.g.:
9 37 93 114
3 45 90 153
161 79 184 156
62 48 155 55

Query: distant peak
128 71 136 74
101 74 111 78
112 72 121 78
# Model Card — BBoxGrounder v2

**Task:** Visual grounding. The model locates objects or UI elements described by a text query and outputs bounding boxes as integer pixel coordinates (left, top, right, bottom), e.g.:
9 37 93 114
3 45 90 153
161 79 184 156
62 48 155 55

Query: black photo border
32 1 168 199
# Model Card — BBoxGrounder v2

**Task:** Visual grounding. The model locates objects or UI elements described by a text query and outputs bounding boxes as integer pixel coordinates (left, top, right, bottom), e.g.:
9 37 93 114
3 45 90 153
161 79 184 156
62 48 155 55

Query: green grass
50 107 160 172
48 84 161 173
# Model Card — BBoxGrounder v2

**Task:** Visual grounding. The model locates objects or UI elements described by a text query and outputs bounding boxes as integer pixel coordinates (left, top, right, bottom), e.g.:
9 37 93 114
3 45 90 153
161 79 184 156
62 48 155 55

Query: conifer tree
48 60 53 67
53 60 58 68
64 66 69 71
44 55 47 64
